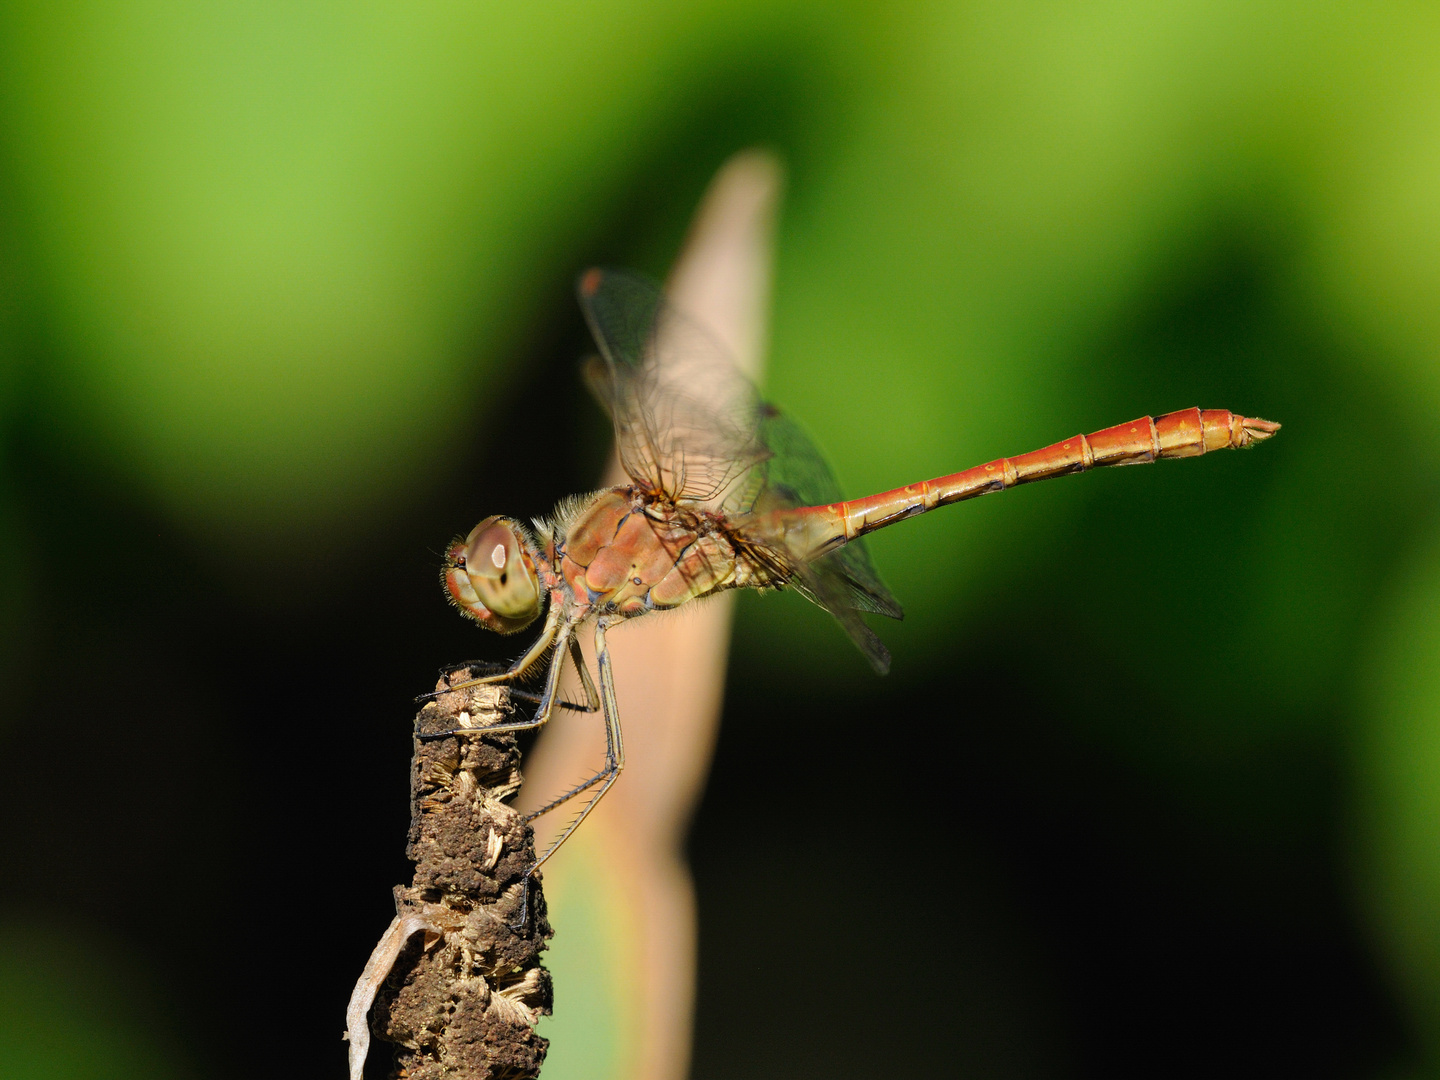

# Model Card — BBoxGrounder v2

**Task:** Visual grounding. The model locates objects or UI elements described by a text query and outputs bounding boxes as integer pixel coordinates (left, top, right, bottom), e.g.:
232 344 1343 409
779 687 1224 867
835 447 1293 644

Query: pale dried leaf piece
483 827 504 871
345 912 441 1080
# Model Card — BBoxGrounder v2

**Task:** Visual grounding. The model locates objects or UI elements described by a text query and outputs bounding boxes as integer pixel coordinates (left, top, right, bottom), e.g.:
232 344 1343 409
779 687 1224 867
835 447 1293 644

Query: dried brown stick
346 676 552 1080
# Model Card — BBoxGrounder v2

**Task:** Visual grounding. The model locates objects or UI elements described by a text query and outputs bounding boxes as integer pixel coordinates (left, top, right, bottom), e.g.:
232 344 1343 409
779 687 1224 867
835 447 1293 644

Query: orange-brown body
547 490 765 621
525 407 1278 627
435 398 1278 894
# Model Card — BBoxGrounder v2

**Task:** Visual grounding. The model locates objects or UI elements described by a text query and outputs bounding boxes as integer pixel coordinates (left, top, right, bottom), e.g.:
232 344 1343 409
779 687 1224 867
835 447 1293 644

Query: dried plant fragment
347 676 552 1080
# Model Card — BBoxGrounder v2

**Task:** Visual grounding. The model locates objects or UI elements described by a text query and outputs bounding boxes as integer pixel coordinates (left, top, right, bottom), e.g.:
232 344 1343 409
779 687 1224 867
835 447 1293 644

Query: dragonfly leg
522 769 609 823
417 626 571 742
488 633 599 723
415 605 563 703
493 652 598 722
433 663 580 711
509 618 626 931
436 647 594 715
520 636 609 822
436 659 508 681
531 618 626 869
434 660 591 711
510 688 591 713
567 634 602 714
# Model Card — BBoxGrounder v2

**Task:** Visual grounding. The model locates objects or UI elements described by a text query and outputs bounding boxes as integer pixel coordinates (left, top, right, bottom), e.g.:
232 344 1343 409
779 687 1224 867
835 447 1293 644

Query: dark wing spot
500 572 508 585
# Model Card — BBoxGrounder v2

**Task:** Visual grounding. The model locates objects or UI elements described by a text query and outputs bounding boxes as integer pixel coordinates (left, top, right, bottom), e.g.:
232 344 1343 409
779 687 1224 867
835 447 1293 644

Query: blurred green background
1 1 1438 1077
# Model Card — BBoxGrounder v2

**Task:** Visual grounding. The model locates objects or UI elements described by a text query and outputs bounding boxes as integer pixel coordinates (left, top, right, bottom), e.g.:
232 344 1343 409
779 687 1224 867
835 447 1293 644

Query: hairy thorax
550 488 768 621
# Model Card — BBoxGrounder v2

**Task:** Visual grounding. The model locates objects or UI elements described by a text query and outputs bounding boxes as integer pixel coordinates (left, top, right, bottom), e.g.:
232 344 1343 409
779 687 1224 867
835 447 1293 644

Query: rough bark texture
367 675 553 1079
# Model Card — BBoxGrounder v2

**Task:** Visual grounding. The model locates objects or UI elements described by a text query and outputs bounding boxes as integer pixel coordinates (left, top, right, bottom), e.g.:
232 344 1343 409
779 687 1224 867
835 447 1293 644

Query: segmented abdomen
825 407 1279 542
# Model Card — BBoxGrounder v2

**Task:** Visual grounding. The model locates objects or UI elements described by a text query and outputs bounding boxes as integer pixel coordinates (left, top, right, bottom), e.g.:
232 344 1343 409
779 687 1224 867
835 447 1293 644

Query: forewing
578 268 767 504
579 267 901 671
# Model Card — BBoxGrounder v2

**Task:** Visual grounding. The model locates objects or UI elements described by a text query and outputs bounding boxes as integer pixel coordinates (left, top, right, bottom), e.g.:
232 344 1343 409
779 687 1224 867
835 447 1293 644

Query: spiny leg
468 641 598 715
430 661 591 714
514 690 591 713
568 634 601 714
417 625 572 742
522 770 610 823
510 635 600 717
436 659 508 681
416 603 562 703
533 618 625 867
511 617 626 930
529 621 627 863
520 636 610 823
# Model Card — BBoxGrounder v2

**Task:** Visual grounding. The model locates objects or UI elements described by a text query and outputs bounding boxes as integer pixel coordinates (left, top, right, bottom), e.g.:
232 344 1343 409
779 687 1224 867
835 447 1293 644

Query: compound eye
463 516 540 624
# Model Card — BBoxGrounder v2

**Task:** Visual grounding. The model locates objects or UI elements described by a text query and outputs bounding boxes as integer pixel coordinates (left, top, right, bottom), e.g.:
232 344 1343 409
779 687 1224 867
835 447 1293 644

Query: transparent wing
578 266 902 674
739 406 904 675
578 268 768 504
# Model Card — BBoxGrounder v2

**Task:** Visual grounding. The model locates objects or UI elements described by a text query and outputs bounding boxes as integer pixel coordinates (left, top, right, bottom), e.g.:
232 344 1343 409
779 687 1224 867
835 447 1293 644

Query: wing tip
578 267 604 299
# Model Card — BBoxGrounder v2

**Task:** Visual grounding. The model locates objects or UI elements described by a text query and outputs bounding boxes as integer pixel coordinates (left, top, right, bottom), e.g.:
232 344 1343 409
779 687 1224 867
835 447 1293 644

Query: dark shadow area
692 660 1406 1079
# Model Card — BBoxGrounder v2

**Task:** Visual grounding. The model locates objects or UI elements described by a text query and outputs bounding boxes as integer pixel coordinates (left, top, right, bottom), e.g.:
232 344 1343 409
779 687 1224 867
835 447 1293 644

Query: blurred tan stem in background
514 149 780 1080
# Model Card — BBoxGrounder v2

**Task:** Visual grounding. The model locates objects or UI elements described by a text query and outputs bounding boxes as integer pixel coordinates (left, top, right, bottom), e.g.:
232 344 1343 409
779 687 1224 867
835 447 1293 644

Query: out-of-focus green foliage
0 924 191 1080
1359 533 1440 1052
0 0 765 537
4 1 1440 1076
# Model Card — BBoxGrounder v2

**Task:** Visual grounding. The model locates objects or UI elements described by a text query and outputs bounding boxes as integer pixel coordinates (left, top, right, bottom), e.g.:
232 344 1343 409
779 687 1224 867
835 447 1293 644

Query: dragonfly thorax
443 515 545 634
554 487 748 620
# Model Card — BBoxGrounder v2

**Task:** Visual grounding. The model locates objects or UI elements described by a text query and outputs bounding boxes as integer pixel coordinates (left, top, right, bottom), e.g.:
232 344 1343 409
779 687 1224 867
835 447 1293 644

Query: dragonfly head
443 515 544 634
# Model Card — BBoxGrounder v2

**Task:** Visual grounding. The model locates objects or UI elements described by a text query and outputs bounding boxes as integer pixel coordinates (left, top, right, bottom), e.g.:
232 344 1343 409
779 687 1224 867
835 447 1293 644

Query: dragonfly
429 266 1280 886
